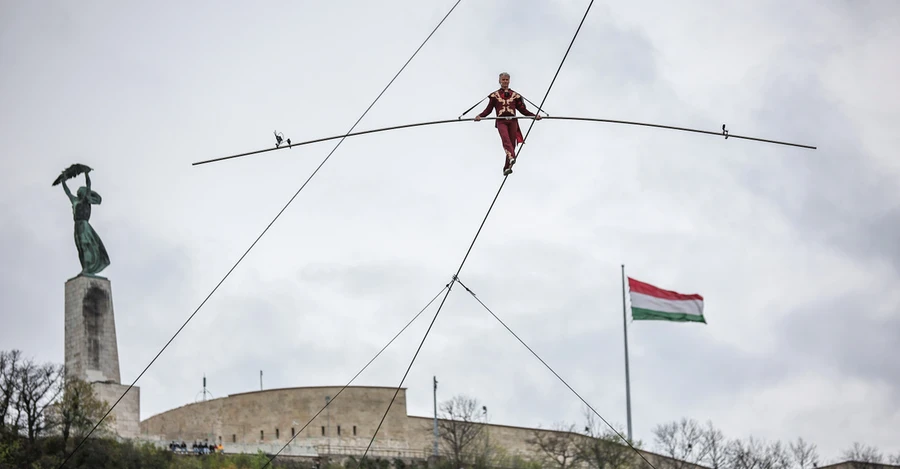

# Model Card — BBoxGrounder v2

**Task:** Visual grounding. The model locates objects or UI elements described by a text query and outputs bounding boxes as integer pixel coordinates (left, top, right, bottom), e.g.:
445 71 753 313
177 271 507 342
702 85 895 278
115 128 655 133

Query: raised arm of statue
61 176 75 202
85 172 91 191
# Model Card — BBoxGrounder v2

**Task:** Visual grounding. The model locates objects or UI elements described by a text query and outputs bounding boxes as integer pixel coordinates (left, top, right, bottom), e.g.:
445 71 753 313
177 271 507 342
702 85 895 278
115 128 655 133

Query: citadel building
138 384 678 466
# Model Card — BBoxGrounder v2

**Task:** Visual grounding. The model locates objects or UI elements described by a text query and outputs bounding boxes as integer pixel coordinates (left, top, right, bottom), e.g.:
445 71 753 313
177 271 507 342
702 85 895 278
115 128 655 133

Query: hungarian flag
628 277 705 323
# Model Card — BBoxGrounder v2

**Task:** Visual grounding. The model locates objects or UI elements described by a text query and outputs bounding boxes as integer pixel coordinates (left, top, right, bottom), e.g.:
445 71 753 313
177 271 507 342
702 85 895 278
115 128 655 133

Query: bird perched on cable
274 131 292 148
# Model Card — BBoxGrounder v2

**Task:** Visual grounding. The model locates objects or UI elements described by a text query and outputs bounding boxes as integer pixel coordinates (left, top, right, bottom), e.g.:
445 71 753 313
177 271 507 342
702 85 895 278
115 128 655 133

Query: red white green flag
628 277 705 323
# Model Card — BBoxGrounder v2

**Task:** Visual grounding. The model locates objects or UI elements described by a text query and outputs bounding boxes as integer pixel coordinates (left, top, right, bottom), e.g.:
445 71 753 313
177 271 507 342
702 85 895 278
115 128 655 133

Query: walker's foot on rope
503 155 516 175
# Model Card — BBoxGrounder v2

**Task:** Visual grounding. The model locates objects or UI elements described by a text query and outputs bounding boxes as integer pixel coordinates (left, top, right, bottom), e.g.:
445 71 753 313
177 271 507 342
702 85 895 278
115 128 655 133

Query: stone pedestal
65 275 120 383
65 274 139 439
93 382 141 439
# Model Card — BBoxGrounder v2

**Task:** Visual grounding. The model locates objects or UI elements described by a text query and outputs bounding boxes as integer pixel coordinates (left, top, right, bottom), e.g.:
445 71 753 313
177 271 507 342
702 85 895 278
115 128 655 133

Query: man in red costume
475 72 541 175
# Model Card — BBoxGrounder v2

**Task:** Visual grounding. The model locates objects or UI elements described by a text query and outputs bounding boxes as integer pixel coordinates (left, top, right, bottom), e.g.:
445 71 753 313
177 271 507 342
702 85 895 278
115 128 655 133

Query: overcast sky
2 0 898 463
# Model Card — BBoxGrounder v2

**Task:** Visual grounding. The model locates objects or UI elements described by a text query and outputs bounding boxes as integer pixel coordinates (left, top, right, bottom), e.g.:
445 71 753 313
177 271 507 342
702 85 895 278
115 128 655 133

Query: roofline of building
226 385 408 398
408 414 577 435
140 385 408 422
817 463 900 469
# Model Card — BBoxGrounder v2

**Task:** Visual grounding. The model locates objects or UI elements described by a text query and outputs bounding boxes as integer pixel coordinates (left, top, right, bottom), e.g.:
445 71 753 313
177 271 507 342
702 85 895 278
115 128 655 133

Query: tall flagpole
621 264 633 442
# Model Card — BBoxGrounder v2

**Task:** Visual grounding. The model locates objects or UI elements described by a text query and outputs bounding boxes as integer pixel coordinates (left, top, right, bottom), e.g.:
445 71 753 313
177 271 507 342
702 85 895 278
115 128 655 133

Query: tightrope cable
453 277 658 469
260 282 452 468
192 115 815 166
57 2 462 467
354 0 595 464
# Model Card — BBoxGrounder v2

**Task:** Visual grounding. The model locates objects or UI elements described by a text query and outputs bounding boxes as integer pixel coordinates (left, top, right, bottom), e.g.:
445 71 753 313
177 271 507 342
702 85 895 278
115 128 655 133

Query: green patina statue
54 164 110 276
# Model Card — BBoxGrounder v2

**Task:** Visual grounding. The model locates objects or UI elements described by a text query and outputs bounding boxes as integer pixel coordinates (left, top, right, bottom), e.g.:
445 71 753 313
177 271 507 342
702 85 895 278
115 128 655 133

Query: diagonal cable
352 275 456 469
455 0 594 272
57 2 462 467
354 0 595 465
260 282 452 468
453 276 658 469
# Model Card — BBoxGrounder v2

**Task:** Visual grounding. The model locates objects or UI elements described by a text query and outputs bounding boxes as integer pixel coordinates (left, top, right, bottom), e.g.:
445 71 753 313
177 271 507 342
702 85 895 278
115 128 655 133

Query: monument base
64 274 139 440
65 274 121 384
93 382 140 439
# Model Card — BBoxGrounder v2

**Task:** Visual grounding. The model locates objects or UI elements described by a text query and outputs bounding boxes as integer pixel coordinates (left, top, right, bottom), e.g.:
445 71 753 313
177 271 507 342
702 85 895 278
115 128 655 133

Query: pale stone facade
64 275 140 439
140 386 422 455
139 385 703 469
94 382 141 440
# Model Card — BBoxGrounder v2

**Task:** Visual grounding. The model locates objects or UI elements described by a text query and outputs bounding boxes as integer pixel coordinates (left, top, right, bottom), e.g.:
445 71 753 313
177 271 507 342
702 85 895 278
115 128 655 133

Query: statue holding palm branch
54 164 110 276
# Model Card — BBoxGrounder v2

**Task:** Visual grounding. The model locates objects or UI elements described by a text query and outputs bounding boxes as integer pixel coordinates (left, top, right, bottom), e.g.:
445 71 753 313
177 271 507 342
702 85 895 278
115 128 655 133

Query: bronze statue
54 164 110 276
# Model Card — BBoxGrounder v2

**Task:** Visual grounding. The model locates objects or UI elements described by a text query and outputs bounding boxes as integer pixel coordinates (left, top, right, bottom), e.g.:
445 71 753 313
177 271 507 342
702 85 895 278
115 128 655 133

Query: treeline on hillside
436 395 900 469
2 347 317 468
0 348 120 467
3 347 899 469
643 418 899 469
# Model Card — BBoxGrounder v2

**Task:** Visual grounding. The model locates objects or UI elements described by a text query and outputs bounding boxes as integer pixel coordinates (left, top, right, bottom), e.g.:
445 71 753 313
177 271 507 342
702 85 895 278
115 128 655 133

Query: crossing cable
353 0 596 466
56 2 462 467
453 276 658 469
258 282 452 468
192 115 817 166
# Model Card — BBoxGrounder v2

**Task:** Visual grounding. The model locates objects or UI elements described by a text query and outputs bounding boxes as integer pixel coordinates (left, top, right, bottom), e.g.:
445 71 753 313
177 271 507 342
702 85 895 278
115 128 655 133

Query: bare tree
888 453 900 465
789 438 818 469
725 437 801 469
726 436 768 469
576 407 636 469
842 443 883 469
0 350 22 433
768 441 792 469
652 418 708 469
11 357 62 443
526 422 580 469
437 394 487 469
701 421 728 469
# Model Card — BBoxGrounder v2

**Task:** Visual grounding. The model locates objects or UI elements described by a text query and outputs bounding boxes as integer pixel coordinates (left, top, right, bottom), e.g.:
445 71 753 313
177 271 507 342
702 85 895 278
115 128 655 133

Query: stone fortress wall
141 386 423 455
139 385 699 467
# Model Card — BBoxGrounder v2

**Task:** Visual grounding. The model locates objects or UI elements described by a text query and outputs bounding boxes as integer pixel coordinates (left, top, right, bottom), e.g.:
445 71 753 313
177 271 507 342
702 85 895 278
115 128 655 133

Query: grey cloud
298 260 448 300
575 23 659 88
774 293 900 398
735 57 900 275
634 325 784 405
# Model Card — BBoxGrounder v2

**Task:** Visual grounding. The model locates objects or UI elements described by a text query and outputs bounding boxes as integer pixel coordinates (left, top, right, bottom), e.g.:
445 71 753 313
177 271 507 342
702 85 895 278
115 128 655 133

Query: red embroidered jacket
477 88 536 126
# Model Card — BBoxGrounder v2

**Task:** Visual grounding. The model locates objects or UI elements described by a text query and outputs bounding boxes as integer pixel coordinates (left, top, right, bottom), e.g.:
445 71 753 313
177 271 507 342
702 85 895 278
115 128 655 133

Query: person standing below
475 72 541 175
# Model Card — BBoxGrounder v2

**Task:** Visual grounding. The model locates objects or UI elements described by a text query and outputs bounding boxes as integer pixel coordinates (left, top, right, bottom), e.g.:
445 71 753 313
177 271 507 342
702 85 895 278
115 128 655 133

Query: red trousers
496 119 524 170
